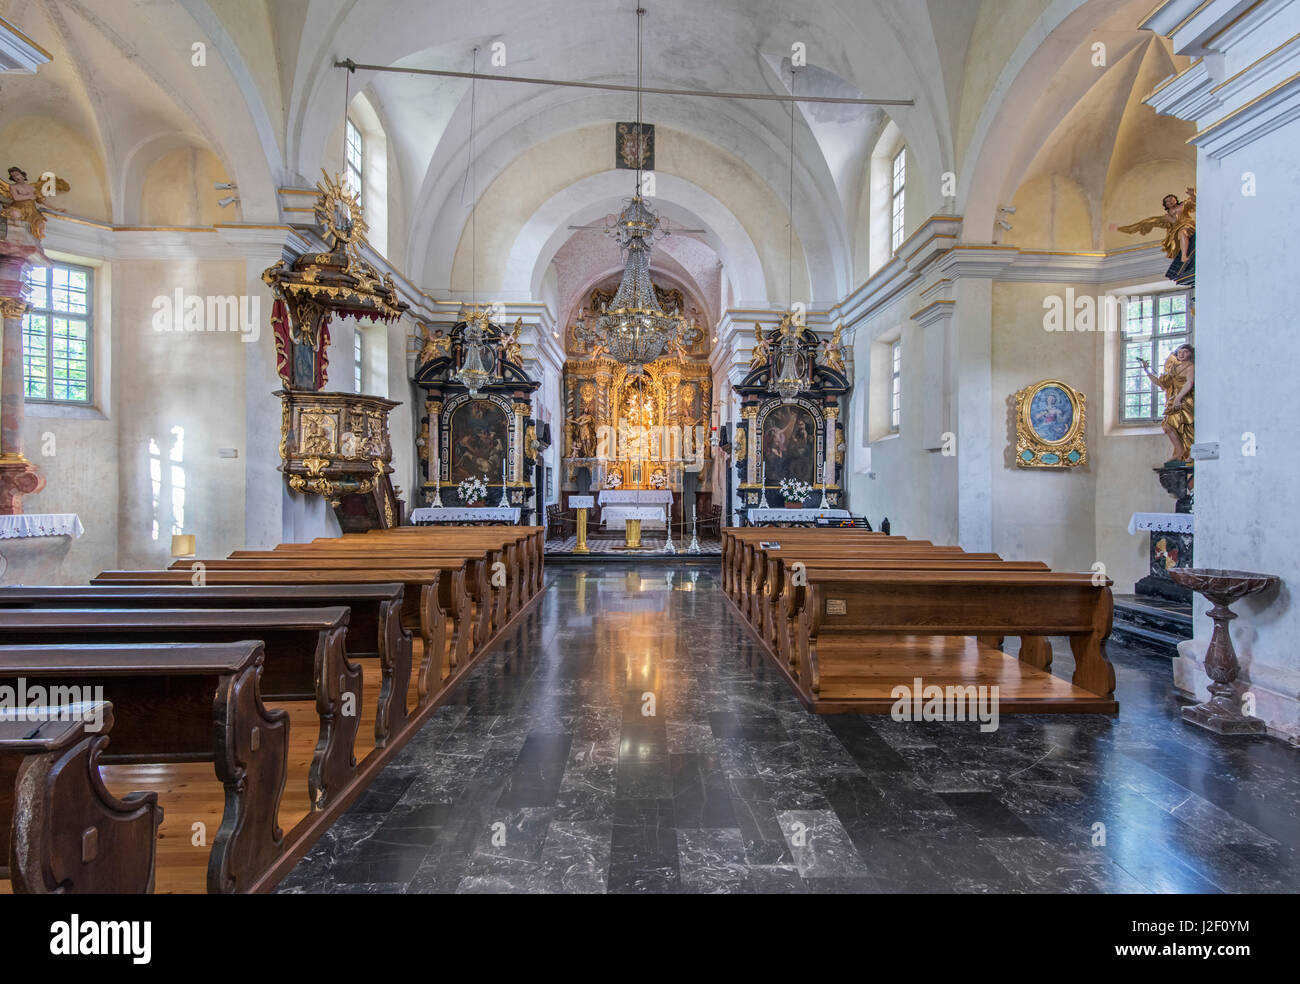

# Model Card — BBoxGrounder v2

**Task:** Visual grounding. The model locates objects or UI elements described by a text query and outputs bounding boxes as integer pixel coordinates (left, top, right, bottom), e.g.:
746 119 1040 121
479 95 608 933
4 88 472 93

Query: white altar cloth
0 513 85 539
410 506 520 524
602 505 667 531
1127 512 1194 535
598 490 673 506
749 508 851 525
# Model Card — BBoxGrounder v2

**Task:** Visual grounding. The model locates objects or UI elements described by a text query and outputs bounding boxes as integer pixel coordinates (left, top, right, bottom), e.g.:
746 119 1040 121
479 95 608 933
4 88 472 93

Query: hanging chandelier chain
471 45 479 309
787 65 796 309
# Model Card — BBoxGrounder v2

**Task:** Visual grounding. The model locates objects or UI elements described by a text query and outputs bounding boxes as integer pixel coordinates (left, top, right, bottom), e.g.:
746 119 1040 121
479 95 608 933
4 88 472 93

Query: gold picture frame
1014 379 1087 468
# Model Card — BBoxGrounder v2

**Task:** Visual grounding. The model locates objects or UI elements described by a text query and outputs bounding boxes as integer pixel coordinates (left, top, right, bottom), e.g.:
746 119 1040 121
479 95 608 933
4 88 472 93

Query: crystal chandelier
771 312 808 404
452 305 497 397
573 8 684 377
575 196 685 377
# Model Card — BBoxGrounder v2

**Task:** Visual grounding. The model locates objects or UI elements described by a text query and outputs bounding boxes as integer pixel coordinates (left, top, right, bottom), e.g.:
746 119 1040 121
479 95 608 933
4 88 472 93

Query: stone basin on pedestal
1168 568 1278 735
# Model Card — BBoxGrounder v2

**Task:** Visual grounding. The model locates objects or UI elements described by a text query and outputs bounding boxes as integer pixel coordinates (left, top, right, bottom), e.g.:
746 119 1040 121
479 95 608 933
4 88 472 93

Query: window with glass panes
890 148 906 253
353 331 364 392
23 262 92 404
1120 291 1192 423
890 339 901 431
345 119 363 204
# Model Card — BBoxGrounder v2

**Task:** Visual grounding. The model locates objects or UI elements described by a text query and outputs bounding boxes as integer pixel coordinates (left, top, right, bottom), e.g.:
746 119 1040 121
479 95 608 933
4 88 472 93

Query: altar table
748 507 850 527
598 490 673 507
602 505 667 532
410 506 521 526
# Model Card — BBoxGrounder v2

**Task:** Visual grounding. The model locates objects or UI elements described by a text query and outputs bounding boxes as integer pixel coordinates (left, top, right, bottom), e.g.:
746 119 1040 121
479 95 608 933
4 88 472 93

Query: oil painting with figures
449 400 508 483
762 404 816 484
1029 384 1074 443
1014 379 1087 468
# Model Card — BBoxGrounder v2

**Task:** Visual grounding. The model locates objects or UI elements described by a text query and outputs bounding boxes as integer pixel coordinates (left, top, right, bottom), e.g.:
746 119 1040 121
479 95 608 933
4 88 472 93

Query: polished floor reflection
278 563 1300 894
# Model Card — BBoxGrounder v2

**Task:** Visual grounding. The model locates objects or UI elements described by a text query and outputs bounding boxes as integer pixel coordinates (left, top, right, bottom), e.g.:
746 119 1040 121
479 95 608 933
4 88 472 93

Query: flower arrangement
648 469 668 489
605 470 623 489
779 478 812 503
458 475 489 506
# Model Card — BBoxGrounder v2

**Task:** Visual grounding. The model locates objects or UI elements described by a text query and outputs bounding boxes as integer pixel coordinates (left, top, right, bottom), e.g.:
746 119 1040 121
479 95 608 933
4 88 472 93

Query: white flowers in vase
458 475 489 506
605 471 623 489
779 478 813 503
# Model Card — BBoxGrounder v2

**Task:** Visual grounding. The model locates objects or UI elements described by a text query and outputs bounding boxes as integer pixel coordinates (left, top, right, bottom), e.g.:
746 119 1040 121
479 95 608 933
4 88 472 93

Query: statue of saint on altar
1139 344 1195 464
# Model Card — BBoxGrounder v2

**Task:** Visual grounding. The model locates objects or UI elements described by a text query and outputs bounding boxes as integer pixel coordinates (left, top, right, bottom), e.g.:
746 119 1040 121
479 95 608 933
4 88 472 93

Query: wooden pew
725 531 914 604
89 569 448 705
747 545 1004 640
0 608 357 810
345 525 545 599
1 701 161 894
327 529 535 615
0 643 288 893
770 558 1051 670
173 557 476 677
793 570 1116 713
0 584 411 747
721 529 901 597
280 542 509 640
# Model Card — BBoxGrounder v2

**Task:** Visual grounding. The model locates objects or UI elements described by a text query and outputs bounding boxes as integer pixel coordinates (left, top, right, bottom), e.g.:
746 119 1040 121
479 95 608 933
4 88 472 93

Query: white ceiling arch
502 171 766 307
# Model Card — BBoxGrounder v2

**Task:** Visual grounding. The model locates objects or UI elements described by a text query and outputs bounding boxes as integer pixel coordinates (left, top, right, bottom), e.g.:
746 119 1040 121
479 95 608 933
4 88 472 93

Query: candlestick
430 456 444 507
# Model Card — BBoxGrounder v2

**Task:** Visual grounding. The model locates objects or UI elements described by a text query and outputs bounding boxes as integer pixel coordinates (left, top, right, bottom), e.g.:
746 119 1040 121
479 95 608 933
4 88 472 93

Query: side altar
412 309 541 525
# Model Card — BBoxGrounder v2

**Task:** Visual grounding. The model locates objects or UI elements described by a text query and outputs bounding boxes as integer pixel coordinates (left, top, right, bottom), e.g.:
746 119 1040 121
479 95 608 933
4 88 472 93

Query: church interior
0 0 1297 921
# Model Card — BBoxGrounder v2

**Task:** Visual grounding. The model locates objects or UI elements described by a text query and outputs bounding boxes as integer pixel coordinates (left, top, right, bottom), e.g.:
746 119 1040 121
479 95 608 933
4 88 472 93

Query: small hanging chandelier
769 64 807 405
573 7 684 377
453 305 497 397
771 312 809 404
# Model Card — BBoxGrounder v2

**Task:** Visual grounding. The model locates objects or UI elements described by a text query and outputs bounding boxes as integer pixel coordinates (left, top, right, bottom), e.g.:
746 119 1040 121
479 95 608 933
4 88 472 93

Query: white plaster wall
1177 126 1300 739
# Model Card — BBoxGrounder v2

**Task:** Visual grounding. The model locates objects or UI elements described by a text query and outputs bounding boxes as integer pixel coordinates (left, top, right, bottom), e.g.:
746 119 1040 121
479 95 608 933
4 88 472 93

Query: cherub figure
417 322 451 365
1113 187 1196 284
0 166 69 242
748 322 772 371
818 323 846 374
501 318 524 367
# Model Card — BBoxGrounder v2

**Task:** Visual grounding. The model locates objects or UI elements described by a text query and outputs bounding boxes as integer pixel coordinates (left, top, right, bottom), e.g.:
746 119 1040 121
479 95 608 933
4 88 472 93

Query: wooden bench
770 558 1051 669
89 569 448 705
723 530 908 601
333 529 538 610
0 608 357 810
0 642 287 893
1 701 161 894
173 557 477 678
0 584 411 748
793 570 1116 713
228 547 494 651
350 526 545 598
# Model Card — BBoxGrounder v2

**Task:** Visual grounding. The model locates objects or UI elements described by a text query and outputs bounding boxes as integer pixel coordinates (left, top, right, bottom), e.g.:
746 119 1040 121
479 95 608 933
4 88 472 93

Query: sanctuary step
1112 593 1192 658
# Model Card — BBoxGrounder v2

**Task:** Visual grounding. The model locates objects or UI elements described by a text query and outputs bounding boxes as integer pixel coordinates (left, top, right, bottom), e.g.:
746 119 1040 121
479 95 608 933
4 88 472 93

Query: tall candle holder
687 505 701 554
429 457 444 508
760 462 770 509
1169 568 1278 735
498 459 510 507
818 460 830 510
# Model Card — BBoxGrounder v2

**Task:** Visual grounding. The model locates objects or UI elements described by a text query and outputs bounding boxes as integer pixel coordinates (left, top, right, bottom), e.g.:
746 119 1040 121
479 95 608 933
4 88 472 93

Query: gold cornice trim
1190 68 1300 142
1205 0 1264 47
1144 58 1202 102
1210 31 1300 94
0 16 52 58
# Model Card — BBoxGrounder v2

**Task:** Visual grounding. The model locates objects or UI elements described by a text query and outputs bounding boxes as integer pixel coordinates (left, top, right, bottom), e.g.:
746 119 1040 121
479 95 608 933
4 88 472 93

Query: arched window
345 118 364 205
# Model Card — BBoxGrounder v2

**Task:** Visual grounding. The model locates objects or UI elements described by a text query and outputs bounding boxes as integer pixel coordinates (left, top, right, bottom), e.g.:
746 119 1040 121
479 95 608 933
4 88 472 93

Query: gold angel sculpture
748 323 772 371
1 166 69 242
1139 345 1195 464
1113 187 1196 285
819 323 846 374
502 318 524 366
416 323 451 365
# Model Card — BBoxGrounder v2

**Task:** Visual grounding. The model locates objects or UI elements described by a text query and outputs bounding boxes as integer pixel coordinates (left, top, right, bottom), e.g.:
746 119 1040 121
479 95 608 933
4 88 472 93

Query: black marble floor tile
281 561 1300 894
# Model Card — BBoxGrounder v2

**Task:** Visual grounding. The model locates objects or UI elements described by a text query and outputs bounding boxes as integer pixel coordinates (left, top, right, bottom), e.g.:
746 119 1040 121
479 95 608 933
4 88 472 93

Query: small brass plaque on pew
760 541 781 549
825 599 847 615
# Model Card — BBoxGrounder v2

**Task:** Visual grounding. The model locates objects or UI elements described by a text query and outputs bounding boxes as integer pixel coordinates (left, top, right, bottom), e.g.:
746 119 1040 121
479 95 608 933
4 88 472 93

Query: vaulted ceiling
0 0 1189 310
